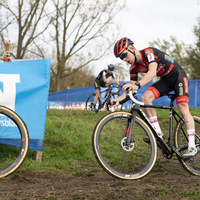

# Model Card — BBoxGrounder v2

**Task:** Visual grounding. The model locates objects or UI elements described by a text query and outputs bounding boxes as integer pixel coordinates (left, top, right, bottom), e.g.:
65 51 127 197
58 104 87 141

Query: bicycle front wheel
92 111 157 180
174 115 200 175
85 93 101 113
0 106 29 178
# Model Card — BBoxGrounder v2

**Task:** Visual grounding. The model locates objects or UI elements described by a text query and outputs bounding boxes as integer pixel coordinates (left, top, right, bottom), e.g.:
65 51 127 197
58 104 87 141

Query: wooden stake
5 42 11 55
36 151 43 162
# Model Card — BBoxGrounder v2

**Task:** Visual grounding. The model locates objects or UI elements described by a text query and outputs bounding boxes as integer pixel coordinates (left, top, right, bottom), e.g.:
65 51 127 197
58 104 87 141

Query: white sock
149 116 163 136
187 129 196 148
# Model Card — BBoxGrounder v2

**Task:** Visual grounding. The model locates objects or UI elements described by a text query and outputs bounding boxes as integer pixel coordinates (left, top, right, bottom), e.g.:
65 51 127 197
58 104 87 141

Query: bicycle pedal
143 137 150 143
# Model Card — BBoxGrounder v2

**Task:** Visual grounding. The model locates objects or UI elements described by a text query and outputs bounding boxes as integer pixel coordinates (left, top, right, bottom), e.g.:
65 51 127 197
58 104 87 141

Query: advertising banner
0 59 51 151
48 80 200 109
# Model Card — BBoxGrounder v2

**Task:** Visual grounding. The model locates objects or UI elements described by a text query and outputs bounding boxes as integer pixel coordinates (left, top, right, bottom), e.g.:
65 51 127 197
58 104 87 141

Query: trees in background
149 16 200 80
0 0 127 92
0 1 200 92
0 0 53 59
185 16 200 80
50 0 126 91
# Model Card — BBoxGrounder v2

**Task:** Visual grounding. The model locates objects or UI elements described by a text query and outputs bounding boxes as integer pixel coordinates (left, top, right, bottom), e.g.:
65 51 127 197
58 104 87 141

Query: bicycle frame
125 94 186 159
100 86 121 106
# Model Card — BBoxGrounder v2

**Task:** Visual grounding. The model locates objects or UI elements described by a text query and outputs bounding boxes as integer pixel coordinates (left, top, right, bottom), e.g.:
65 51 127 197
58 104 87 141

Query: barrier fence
48 80 200 109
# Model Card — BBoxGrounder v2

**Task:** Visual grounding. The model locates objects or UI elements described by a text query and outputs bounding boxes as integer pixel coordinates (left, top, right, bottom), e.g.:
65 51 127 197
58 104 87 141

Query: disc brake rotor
121 137 134 152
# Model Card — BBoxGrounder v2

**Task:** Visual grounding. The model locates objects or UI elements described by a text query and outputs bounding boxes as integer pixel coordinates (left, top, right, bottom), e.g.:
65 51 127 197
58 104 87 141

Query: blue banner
48 80 200 109
0 59 51 151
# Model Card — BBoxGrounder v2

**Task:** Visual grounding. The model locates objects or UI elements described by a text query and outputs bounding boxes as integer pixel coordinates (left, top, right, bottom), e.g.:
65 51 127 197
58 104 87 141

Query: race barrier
48 80 200 109
0 59 51 151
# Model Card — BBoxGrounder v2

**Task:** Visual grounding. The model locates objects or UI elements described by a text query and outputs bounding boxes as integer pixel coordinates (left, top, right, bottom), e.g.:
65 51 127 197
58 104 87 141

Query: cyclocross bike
85 84 123 113
92 91 200 180
0 106 29 178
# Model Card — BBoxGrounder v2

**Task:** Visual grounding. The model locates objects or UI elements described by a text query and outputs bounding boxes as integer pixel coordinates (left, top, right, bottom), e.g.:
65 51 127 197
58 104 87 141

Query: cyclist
92 64 121 112
112 37 197 158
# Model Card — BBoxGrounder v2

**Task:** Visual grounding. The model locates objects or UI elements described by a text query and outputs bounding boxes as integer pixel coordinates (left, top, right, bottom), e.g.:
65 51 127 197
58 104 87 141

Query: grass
180 189 200 199
19 107 199 175
158 186 170 196
1 107 200 200
22 109 107 174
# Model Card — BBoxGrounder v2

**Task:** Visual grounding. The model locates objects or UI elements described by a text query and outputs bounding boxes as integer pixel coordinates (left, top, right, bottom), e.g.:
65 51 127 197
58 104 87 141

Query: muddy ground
0 153 200 200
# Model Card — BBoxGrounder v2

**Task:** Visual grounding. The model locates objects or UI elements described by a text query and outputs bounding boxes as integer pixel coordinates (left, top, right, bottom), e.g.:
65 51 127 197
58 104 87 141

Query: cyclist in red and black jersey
92 64 121 112
112 37 197 158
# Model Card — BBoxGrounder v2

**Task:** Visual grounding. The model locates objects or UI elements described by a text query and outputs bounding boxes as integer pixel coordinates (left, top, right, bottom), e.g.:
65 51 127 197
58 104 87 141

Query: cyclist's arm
123 63 157 91
114 79 121 86
103 76 109 84
139 62 157 87
111 92 126 103
102 71 110 85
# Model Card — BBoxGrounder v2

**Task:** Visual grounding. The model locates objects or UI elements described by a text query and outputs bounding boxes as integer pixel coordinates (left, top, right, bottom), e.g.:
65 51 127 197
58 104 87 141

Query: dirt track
0 152 200 200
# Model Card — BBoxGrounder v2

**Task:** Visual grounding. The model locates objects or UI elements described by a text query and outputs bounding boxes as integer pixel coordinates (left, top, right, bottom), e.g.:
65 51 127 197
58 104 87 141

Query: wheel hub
121 137 134 152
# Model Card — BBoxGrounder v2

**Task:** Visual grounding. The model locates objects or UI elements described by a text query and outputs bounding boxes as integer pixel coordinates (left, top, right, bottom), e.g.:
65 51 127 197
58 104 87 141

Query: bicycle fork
121 107 138 152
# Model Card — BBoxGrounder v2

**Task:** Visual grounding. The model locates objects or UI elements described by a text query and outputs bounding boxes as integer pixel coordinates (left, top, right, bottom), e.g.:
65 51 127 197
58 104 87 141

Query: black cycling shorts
147 66 189 104
94 79 106 90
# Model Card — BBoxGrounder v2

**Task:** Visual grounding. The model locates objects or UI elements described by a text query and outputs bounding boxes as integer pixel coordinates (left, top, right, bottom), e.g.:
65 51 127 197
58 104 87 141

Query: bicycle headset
108 64 115 71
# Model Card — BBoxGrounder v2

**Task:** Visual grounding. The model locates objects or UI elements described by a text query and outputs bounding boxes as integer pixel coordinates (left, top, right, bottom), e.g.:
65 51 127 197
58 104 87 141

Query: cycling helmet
114 37 134 57
108 64 115 71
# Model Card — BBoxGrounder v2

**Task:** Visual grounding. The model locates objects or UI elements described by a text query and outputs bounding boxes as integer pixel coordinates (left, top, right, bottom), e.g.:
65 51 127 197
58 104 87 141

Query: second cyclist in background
93 64 121 112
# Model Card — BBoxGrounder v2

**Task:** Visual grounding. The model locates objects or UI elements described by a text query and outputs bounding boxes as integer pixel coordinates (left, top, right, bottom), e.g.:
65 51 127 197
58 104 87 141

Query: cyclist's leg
174 73 197 157
93 80 101 110
141 79 171 118
141 79 171 138
140 89 156 118
94 90 100 105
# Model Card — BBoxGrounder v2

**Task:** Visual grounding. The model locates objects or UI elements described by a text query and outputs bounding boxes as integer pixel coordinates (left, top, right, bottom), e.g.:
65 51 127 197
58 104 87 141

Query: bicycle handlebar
106 84 122 93
128 91 144 106
113 90 144 108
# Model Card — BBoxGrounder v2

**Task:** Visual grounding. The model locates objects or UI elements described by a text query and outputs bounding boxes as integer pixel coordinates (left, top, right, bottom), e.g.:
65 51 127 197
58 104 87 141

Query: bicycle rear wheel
92 111 157 180
85 93 101 113
174 116 200 175
0 106 29 178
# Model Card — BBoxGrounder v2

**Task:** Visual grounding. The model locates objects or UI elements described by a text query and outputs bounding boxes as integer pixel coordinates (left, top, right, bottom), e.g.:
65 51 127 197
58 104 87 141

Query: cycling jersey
130 47 189 104
96 70 116 81
94 70 116 90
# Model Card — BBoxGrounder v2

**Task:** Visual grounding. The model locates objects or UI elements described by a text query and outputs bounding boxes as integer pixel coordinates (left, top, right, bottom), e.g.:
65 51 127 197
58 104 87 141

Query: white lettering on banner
0 119 17 127
0 74 20 111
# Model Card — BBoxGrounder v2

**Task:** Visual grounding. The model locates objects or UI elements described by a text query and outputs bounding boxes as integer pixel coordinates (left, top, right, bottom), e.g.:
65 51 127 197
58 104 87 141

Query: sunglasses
119 52 128 60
